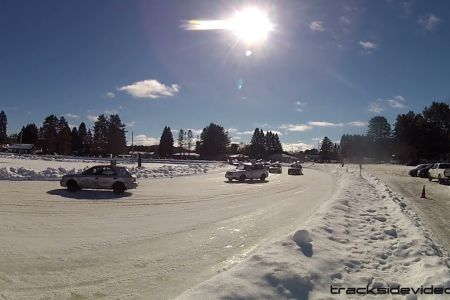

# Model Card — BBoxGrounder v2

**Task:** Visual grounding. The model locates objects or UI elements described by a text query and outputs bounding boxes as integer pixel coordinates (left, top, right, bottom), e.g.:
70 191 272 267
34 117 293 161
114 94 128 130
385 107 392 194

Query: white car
428 163 450 184
225 163 269 182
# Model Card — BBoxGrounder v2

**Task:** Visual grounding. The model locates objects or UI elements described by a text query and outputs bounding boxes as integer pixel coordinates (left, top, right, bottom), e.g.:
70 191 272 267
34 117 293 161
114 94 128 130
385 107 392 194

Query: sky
1 0 450 151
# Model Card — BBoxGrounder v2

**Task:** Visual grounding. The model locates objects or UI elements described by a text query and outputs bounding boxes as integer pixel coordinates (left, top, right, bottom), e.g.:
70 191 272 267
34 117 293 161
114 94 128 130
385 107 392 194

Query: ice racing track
0 167 336 299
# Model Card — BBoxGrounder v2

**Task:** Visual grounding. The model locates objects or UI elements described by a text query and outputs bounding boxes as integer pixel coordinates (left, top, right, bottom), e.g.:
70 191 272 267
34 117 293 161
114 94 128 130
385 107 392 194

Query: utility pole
19 130 23 155
131 130 134 155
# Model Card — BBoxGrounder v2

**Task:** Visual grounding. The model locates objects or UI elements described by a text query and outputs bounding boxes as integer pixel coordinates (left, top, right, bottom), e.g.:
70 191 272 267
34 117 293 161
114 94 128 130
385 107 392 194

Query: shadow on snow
47 189 132 200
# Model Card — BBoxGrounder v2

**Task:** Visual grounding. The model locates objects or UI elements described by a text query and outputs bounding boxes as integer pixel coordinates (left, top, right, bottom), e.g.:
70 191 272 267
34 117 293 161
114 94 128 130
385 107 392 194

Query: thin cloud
347 121 367 127
129 134 159 146
386 95 406 108
126 121 136 127
104 109 119 115
266 130 283 136
87 115 98 122
253 122 269 128
118 79 180 99
236 130 254 135
368 102 384 113
188 128 203 135
282 141 314 152
339 16 351 25
309 21 325 32
106 92 115 98
295 101 307 112
308 121 344 127
279 124 313 132
419 14 442 32
227 128 238 133
65 113 80 119
368 96 406 113
359 41 377 53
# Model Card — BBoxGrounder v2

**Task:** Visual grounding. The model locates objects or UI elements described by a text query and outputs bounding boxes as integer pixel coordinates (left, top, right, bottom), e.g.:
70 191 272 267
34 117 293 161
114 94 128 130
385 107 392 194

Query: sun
183 7 274 46
227 8 274 45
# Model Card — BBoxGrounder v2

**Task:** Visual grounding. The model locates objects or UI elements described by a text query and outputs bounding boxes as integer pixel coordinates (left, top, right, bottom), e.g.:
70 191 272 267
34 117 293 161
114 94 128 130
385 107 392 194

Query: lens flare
182 7 274 45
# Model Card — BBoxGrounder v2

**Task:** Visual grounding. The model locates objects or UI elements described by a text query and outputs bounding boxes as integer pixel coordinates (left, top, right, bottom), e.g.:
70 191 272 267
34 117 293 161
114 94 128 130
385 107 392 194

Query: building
7 144 36 154
172 152 200 159
269 153 298 163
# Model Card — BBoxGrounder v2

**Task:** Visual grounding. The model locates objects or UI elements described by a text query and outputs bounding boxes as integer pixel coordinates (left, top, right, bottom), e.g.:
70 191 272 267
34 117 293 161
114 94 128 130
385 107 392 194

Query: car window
82 167 96 175
440 163 450 169
102 167 116 175
115 168 130 176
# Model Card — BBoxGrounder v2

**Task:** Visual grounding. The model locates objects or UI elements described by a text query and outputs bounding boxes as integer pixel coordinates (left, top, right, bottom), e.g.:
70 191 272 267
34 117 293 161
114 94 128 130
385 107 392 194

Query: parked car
288 162 303 175
60 165 138 194
428 163 450 184
417 163 434 178
225 163 269 182
408 164 429 177
269 163 282 174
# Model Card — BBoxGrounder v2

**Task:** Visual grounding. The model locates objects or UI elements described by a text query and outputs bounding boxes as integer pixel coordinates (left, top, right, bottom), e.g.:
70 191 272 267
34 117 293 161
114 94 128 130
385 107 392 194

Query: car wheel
428 175 432 182
228 178 232 182
438 175 443 184
239 175 246 182
66 180 79 192
260 174 267 181
113 182 126 194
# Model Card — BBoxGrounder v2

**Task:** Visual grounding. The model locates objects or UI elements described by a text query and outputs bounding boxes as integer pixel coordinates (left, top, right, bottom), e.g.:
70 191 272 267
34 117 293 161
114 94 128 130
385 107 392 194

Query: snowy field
0 153 225 180
0 159 449 299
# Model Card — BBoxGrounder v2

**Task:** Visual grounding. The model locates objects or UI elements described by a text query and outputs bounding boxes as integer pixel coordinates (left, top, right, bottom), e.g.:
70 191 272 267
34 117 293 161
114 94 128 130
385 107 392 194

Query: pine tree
71 127 82 155
42 115 59 154
198 123 230 158
108 114 127 155
178 129 185 154
367 116 391 141
93 114 109 155
320 137 333 161
274 133 283 153
78 122 88 155
84 129 93 155
186 130 193 153
0 110 7 144
250 128 266 159
57 117 72 155
159 126 174 158
20 123 39 144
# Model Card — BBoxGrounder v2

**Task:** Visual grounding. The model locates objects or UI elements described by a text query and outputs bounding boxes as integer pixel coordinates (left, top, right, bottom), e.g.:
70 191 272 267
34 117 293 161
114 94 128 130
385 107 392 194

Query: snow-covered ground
1 159 449 299
0 154 225 180
178 164 450 299
365 164 450 253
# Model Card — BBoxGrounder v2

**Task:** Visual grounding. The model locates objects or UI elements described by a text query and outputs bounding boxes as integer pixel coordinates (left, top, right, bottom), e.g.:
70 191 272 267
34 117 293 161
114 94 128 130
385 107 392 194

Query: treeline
247 128 283 159
340 101 450 163
3 113 127 156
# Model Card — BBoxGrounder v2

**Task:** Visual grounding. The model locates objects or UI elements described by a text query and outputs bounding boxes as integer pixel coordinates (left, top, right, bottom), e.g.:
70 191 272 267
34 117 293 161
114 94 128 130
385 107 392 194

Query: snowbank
177 165 450 299
0 155 225 181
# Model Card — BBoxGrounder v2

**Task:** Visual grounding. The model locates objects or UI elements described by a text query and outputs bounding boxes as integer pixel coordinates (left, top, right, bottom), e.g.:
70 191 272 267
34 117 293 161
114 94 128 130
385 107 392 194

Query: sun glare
183 7 274 46
228 8 274 45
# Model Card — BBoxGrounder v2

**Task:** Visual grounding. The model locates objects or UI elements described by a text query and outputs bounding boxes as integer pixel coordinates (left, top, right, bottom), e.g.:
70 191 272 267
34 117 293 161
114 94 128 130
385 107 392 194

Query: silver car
60 165 138 194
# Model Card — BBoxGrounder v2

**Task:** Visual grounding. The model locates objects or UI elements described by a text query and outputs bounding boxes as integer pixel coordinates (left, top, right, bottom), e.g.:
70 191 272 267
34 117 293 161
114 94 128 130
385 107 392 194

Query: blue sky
1 0 450 151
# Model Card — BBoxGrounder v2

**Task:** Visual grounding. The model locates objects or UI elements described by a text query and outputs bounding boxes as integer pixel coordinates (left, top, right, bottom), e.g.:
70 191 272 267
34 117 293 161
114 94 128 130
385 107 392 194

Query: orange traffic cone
421 185 426 199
